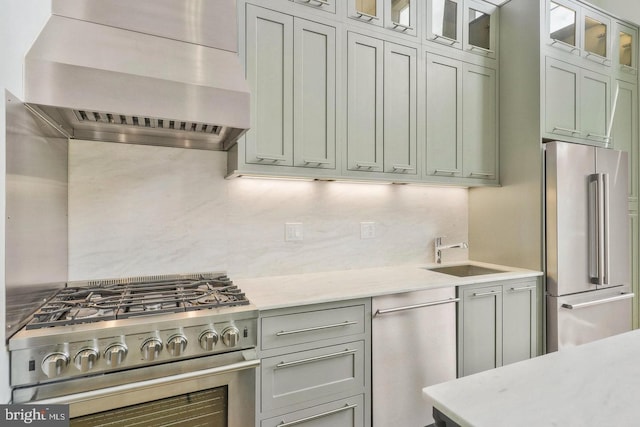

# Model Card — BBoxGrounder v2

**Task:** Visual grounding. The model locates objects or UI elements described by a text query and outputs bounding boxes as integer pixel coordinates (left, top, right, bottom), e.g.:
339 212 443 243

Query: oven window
70 386 227 426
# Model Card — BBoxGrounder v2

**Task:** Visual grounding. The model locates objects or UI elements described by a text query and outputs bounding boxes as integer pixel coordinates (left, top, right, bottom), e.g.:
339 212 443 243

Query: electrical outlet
285 223 304 241
360 222 376 239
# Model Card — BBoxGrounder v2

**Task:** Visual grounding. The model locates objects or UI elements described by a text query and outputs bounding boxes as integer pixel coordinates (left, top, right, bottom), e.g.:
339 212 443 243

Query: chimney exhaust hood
24 0 250 151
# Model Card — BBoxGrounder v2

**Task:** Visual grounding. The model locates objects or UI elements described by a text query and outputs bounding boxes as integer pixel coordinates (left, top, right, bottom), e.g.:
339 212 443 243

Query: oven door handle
31 359 261 405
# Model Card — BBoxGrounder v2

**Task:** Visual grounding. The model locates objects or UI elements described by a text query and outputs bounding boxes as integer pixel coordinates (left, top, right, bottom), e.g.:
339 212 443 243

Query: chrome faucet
435 237 468 264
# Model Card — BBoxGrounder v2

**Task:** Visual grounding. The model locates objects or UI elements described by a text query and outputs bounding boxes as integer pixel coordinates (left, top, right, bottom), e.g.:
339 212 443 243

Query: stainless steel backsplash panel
5 91 68 339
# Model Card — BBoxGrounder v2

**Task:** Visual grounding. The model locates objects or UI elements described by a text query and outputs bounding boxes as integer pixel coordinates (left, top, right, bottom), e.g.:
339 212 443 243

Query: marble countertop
423 329 640 427
236 260 541 310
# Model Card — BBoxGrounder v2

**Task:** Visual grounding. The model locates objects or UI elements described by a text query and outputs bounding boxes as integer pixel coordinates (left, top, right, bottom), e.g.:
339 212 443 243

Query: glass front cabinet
349 0 417 37
426 0 498 59
546 0 612 66
616 22 638 79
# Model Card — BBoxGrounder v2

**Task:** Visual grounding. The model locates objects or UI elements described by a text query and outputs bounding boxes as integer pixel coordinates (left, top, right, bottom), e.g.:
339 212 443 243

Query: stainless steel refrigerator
546 141 634 352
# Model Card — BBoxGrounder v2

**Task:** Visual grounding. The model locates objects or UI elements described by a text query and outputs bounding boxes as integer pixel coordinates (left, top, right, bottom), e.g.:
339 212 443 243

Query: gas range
9 272 258 390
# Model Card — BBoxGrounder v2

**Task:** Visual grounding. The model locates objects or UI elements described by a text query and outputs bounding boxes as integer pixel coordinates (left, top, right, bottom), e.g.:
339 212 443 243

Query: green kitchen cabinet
457 278 539 377
236 4 337 176
346 32 418 177
426 53 497 183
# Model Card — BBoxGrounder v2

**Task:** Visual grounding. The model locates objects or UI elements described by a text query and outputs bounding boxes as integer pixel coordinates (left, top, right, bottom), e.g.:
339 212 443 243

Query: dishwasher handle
374 297 459 317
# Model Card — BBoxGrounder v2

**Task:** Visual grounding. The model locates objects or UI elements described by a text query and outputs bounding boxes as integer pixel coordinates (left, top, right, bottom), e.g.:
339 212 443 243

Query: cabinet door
546 0 581 55
459 285 502 377
245 6 294 166
348 0 384 27
385 0 417 36
581 68 610 146
616 22 638 79
612 80 638 203
293 19 336 169
426 54 462 177
544 57 580 138
384 42 417 175
582 7 611 66
426 0 463 48
502 282 538 365
347 33 384 172
463 0 498 59
462 63 497 180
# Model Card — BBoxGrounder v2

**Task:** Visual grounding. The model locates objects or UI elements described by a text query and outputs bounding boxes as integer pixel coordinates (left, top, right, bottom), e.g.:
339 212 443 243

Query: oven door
13 351 259 426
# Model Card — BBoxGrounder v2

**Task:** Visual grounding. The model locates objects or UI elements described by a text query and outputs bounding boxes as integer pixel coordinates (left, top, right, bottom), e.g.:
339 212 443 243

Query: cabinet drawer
261 394 364 427
261 304 365 350
261 341 365 412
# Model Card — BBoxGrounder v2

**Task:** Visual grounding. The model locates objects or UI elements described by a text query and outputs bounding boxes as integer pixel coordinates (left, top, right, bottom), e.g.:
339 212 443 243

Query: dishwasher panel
372 287 457 427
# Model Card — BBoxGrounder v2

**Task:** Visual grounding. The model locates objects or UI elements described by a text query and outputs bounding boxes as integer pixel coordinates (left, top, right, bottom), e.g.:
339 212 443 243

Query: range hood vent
24 0 250 151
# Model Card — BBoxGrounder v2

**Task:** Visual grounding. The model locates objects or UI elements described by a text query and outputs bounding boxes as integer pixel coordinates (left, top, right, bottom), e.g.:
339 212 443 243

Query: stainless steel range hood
24 0 250 151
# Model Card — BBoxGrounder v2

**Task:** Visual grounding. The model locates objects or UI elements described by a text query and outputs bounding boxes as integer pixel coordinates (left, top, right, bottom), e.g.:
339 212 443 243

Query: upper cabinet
545 0 612 66
615 21 638 80
427 0 498 59
348 0 418 37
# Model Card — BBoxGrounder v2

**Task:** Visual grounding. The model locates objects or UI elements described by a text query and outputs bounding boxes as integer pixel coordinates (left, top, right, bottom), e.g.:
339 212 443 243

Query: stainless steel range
9 272 259 426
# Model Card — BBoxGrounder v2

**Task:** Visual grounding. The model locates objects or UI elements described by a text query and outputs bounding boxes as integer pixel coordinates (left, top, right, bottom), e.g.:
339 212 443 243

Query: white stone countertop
423 329 640 427
236 260 542 310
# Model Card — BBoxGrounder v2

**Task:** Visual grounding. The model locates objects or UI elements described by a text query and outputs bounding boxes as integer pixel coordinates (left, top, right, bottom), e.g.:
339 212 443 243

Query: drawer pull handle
392 164 416 172
431 33 459 46
303 0 330 5
277 403 358 426
256 155 286 162
434 169 459 176
303 158 332 165
508 285 537 292
472 290 499 297
550 38 580 53
356 11 379 21
468 171 494 178
355 161 379 169
374 298 460 316
276 320 358 336
392 22 413 32
275 348 358 369
552 126 580 135
561 292 634 310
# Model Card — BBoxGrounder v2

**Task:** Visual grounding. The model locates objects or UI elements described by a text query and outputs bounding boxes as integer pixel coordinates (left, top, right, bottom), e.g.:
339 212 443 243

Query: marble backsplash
69 140 468 280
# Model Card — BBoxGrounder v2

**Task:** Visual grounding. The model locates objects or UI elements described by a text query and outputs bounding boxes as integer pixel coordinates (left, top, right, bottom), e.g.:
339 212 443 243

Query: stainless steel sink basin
427 264 505 277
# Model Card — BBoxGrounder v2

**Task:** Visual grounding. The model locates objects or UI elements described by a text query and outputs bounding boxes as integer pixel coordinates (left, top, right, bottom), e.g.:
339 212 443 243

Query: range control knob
42 352 69 378
221 326 240 348
104 344 128 367
74 348 99 372
167 335 188 357
199 330 219 351
140 338 163 361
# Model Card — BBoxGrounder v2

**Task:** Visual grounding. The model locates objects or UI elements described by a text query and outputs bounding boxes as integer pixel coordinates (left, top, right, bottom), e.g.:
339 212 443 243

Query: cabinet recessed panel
581 70 609 142
545 59 579 136
426 55 462 177
245 7 293 165
294 20 336 169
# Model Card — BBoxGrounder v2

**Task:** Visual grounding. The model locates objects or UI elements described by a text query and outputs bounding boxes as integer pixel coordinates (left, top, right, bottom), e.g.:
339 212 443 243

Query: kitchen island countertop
423 329 640 427
236 261 541 310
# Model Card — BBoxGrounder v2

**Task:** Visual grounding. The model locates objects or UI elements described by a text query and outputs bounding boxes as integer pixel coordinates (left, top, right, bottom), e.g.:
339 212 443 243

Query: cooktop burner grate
26 274 249 329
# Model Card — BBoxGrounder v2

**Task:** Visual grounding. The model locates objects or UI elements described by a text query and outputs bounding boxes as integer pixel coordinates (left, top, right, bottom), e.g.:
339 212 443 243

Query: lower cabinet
457 278 539 377
256 300 371 427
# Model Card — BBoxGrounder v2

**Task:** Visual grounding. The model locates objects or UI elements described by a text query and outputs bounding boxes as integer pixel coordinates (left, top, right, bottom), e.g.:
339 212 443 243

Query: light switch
361 222 376 239
285 223 304 241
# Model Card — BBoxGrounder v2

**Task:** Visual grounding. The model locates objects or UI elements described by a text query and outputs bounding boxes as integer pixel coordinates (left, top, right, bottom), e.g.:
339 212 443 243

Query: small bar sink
427 264 505 277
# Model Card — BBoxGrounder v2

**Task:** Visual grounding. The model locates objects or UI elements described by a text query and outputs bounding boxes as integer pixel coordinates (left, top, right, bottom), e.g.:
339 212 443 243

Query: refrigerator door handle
602 173 610 286
589 173 609 286
561 292 634 310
